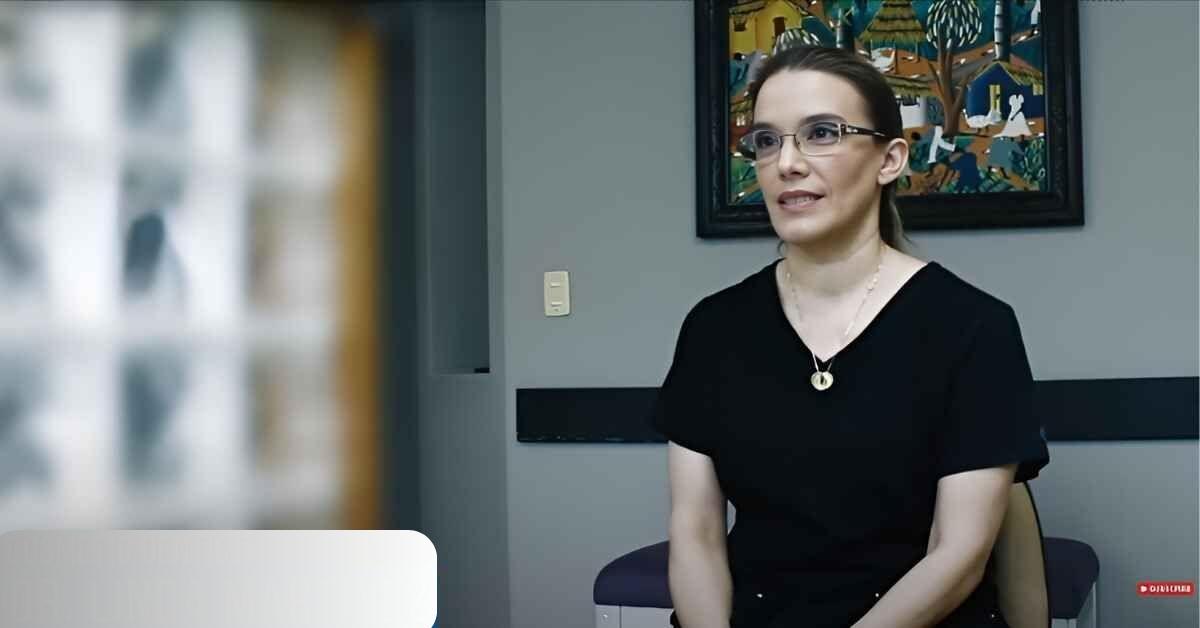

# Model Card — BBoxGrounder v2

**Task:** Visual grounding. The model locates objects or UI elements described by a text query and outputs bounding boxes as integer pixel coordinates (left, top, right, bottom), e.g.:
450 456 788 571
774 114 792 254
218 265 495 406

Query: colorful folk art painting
727 0 1049 207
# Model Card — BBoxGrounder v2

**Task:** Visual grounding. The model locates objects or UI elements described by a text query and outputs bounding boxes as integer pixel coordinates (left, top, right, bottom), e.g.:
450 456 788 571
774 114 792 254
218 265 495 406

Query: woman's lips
778 191 823 210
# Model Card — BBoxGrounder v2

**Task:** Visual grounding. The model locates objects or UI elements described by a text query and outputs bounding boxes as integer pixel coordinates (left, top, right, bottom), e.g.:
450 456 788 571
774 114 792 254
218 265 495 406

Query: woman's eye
754 132 779 149
808 124 837 141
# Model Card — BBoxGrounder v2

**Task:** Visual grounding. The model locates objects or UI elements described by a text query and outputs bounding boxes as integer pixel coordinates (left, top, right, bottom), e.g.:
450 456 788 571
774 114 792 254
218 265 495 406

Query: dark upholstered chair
595 483 1098 628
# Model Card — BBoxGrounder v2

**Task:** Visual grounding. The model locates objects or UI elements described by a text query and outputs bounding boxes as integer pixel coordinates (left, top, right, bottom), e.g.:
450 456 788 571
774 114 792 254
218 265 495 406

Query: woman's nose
775 138 809 177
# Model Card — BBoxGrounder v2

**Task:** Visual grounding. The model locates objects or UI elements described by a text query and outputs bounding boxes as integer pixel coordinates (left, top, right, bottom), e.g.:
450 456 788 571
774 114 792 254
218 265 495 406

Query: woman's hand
851 464 1016 628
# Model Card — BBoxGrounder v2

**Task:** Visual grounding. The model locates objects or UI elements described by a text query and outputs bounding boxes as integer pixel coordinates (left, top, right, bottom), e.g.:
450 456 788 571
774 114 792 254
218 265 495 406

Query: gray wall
411 2 511 627
425 1 490 374
490 2 1199 628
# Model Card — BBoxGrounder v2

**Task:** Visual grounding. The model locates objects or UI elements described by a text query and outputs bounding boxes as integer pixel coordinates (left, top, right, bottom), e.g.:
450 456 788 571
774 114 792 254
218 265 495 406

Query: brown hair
748 45 910 252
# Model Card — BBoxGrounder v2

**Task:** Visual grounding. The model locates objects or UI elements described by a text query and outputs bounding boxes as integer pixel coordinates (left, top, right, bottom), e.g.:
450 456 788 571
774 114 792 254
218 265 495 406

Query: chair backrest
992 482 1050 628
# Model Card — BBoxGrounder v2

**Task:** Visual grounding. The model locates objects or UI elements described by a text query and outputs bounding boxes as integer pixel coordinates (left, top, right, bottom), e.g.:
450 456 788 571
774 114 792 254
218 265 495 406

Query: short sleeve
936 304 1049 482
650 305 719 457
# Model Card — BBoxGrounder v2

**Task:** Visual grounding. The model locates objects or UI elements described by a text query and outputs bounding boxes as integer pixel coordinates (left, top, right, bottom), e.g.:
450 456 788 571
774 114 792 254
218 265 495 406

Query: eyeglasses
737 121 891 161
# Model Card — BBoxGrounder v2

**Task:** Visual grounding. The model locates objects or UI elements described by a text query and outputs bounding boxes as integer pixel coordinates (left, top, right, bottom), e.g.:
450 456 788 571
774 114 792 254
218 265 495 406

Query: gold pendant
811 370 833 391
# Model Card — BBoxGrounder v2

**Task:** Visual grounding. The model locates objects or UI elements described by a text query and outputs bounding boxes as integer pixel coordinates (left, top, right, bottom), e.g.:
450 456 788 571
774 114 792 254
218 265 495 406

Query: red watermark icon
1136 582 1195 597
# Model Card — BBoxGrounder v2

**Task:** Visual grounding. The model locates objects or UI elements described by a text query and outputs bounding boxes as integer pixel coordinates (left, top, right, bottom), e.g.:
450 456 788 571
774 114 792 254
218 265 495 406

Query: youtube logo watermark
1137 581 1195 597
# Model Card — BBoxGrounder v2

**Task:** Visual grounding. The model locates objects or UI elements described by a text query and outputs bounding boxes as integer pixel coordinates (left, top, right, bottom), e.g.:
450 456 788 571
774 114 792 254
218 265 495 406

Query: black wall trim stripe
516 377 1198 443
517 388 663 443
1035 377 1197 441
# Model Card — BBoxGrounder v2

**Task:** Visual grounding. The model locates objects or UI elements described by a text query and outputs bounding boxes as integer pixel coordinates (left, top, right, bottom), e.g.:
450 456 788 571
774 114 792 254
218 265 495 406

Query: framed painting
695 0 1083 237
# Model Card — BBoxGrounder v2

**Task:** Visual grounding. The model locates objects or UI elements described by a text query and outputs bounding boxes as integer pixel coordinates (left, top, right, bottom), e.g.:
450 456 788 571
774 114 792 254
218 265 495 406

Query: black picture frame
695 0 1084 238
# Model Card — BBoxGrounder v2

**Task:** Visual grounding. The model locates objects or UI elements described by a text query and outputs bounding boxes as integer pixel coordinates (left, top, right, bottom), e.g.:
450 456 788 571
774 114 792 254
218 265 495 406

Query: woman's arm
667 442 733 628
850 464 1017 628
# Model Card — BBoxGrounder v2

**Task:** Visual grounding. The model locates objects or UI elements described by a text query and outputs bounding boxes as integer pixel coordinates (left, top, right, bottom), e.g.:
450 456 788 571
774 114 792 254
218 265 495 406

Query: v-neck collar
764 258 939 364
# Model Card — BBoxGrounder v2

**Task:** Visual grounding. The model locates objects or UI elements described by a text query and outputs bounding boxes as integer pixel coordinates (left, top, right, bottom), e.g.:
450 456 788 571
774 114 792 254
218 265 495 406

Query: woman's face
751 69 901 249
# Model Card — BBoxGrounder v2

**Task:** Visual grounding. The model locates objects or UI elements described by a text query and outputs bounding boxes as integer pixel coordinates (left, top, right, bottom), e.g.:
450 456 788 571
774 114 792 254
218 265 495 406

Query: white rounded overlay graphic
0 530 437 628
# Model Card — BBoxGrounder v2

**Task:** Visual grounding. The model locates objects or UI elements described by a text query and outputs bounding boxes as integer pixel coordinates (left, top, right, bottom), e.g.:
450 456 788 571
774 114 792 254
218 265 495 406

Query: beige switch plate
544 271 570 316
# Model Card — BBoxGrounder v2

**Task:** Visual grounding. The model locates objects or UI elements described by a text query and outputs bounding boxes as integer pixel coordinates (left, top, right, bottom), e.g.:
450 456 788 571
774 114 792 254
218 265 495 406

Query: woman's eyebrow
747 113 846 132
798 113 845 125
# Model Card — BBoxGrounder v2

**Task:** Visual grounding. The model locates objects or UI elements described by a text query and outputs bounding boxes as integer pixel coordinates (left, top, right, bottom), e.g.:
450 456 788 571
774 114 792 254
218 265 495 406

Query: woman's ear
877 137 910 186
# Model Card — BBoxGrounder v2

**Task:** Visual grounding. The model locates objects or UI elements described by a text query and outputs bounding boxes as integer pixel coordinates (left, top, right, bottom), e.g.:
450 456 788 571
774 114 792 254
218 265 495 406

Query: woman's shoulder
921 262 1016 315
680 261 777 329
917 261 1023 341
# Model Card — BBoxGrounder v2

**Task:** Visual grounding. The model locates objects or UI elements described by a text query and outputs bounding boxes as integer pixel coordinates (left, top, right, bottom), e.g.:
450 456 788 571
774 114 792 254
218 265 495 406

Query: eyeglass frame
737 121 893 161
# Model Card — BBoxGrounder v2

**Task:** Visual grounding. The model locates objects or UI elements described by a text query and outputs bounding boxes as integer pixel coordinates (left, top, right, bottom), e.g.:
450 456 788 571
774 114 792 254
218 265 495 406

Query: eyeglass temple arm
843 125 891 139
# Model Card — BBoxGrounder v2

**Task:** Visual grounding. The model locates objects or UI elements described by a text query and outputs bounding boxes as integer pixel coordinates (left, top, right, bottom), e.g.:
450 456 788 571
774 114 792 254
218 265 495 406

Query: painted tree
994 0 1010 61
823 0 855 51
923 0 983 138
773 27 823 55
835 6 852 50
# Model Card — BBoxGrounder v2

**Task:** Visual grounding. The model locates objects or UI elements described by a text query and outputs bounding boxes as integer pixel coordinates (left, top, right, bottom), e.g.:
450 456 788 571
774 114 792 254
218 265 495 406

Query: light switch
544 271 570 316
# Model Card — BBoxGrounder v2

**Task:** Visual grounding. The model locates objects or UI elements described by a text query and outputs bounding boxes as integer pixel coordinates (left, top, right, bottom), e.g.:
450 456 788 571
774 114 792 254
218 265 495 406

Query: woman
653 46 1049 628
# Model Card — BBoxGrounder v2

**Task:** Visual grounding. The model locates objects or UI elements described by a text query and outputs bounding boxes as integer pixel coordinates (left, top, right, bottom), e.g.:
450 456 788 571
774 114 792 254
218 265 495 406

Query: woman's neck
781 236 889 300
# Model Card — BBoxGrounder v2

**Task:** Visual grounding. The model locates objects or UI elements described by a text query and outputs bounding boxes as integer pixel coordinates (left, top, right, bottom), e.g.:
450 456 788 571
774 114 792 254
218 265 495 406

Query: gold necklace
783 247 884 392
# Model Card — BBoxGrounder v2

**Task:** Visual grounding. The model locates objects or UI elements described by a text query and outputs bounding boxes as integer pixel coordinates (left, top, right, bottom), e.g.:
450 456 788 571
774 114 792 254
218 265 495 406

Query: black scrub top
652 260 1049 628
